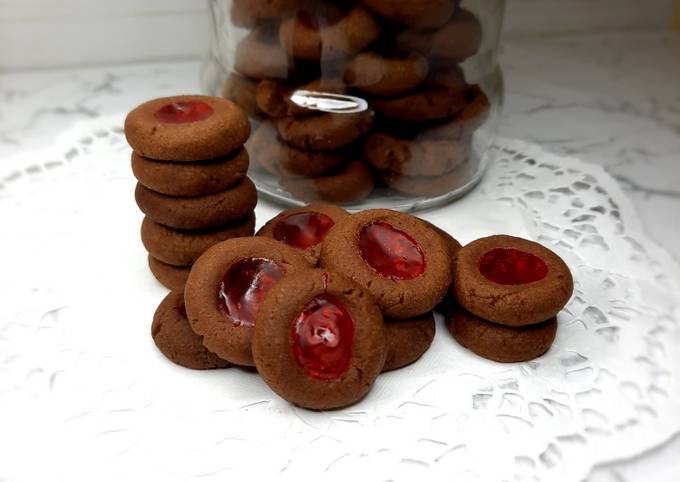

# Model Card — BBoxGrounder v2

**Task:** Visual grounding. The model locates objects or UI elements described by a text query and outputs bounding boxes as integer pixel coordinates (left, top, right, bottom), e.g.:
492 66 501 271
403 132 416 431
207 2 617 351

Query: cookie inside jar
204 0 504 210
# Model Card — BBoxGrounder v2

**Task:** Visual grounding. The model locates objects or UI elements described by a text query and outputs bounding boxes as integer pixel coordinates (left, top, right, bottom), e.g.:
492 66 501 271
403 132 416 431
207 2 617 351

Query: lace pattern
0 117 678 482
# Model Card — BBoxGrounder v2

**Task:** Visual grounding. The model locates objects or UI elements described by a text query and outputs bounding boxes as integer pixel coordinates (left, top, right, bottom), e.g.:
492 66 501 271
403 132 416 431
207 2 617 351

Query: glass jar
202 0 505 211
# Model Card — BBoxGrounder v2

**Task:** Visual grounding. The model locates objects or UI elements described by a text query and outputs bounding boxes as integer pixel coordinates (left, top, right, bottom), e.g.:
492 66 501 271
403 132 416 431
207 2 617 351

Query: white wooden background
0 0 675 70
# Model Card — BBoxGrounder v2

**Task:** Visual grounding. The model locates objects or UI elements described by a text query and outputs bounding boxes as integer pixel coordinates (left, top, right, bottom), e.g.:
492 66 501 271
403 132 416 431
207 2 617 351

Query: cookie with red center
382 312 436 372
361 0 456 29
257 203 350 265
252 269 386 410
453 235 574 327
419 220 462 260
135 178 257 230
279 4 380 61
152 291 232 369
320 209 452 318
131 148 249 197
148 256 191 291
142 213 256 266
124 95 250 161
184 237 313 366
445 302 558 363
281 159 375 205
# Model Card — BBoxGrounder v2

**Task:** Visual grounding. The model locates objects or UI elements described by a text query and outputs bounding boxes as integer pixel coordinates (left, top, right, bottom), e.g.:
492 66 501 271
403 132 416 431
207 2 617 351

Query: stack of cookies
220 0 490 203
124 95 258 290
258 204 462 374
149 204 575 410
152 205 457 410
446 235 574 362
248 79 376 204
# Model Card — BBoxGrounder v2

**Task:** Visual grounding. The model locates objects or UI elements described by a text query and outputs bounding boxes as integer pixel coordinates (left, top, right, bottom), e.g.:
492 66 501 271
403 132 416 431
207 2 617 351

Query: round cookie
277 110 374 150
383 312 436 372
142 213 256 266
282 160 374 205
257 203 350 265
280 4 380 61
368 64 467 123
363 131 468 177
343 52 429 97
135 178 257 230
249 122 348 177
148 256 191 291
184 237 313 366
124 95 250 161
397 8 482 62
428 65 468 91
235 25 295 80
456 85 491 137
446 303 558 363
222 74 260 118
256 78 346 118
419 223 461 309
375 115 464 143
232 0 303 22
253 269 387 410
381 162 472 197
420 220 462 260
276 144 348 178
152 291 232 370
361 0 456 29
131 148 249 197
320 209 452 318
453 235 574 327
371 68 467 138
370 84 466 123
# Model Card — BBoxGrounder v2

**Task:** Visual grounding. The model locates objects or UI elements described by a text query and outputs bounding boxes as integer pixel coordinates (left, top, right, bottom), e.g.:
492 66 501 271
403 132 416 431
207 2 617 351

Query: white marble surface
501 31 680 265
0 30 679 481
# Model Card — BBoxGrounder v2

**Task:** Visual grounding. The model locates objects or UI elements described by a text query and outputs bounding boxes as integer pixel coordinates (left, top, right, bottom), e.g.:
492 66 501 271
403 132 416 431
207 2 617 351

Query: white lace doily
1 116 678 482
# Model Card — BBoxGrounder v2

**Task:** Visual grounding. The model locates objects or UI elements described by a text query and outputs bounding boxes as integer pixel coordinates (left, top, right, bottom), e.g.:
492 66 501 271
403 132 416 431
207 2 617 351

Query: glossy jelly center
218 258 285 327
154 101 214 124
273 212 335 249
292 295 355 381
358 222 426 280
478 248 549 285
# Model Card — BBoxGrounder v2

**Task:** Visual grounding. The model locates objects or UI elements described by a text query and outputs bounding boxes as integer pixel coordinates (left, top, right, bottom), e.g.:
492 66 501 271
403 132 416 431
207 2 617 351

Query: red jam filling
154 101 214 124
273 212 335 249
297 4 347 31
292 295 355 380
218 258 285 327
478 248 549 285
358 222 426 280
